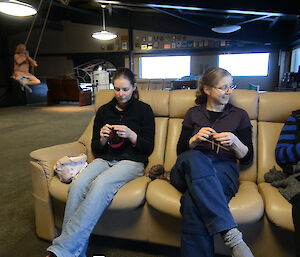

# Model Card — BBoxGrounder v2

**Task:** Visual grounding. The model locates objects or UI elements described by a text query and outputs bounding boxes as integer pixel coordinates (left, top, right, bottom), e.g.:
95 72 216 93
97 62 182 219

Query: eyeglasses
212 84 237 92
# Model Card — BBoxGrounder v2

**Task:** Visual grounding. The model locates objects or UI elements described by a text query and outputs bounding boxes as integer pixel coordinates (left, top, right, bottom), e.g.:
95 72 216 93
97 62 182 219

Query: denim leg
47 160 144 257
63 158 110 228
173 150 238 257
78 241 88 257
181 231 214 257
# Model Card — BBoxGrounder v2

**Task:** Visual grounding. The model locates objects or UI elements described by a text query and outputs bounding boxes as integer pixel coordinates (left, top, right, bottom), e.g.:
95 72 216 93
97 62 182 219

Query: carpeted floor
0 103 227 257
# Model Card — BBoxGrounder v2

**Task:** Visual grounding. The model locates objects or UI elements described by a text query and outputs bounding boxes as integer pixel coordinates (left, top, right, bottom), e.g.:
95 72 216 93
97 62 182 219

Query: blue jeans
47 158 144 257
170 150 239 257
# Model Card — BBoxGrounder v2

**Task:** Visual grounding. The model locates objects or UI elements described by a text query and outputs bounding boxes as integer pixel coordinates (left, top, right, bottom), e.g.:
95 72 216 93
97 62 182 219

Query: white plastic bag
54 153 88 183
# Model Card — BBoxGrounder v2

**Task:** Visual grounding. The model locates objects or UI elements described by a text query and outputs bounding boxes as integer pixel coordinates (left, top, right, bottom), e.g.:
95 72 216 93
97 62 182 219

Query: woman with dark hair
47 67 155 257
170 67 254 257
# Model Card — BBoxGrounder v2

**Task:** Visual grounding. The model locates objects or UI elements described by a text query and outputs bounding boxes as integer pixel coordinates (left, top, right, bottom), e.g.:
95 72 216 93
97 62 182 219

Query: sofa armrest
29 141 87 240
258 182 294 231
30 141 86 182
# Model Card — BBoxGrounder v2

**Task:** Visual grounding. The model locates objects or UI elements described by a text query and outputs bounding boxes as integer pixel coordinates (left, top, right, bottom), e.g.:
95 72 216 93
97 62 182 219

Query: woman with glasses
170 67 254 257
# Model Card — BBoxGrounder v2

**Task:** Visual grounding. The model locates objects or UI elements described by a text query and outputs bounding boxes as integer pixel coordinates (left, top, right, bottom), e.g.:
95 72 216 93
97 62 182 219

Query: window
291 47 300 72
218 53 270 76
140 56 191 79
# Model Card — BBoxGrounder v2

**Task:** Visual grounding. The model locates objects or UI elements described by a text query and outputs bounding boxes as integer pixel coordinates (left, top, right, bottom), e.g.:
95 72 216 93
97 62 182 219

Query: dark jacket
177 103 253 165
91 96 155 166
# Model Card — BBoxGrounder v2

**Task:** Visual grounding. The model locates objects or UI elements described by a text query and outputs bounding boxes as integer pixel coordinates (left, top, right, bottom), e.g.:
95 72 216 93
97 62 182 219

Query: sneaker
46 252 57 257
19 76 30 86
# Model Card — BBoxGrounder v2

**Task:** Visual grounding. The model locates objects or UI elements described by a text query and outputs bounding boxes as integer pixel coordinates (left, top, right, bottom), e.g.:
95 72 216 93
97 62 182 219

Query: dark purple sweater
177 103 253 165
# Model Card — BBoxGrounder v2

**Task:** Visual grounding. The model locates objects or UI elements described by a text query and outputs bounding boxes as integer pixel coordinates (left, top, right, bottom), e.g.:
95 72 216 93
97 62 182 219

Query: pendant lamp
211 24 241 33
0 0 37 16
92 5 117 41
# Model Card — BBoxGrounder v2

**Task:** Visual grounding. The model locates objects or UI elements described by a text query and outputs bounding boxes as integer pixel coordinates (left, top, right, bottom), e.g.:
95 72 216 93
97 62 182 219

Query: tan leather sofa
29 89 300 257
136 78 174 90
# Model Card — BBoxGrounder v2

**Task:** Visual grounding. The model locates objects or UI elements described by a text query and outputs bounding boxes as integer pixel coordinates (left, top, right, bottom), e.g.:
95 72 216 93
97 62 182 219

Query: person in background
46 67 155 257
12 43 40 93
274 109 300 257
170 67 254 257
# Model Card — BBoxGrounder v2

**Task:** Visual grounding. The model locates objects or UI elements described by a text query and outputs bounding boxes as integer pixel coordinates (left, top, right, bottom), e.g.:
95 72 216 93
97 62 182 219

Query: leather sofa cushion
169 89 258 120
146 179 264 224
228 181 264 224
169 90 196 119
94 90 170 117
146 117 168 173
164 118 183 171
239 120 257 182
257 122 283 183
258 182 294 231
258 92 300 122
139 90 169 117
78 117 95 164
49 176 151 210
229 89 258 120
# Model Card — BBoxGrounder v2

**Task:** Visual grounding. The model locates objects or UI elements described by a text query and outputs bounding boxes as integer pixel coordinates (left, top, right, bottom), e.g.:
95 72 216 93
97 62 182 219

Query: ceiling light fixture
92 4 117 41
0 0 37 16
211 24 241 33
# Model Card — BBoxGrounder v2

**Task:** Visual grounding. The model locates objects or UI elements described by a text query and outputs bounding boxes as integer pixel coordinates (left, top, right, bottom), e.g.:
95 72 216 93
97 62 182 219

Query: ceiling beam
151 7 208 28
94 0 297 17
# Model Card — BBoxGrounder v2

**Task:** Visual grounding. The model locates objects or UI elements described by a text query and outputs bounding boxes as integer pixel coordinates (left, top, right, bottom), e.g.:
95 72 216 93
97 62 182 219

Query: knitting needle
205 138 230 151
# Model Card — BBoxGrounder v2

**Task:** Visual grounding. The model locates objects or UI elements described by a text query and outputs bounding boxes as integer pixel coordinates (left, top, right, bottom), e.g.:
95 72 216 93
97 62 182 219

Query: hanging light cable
92 5 117 41
0 0 37 16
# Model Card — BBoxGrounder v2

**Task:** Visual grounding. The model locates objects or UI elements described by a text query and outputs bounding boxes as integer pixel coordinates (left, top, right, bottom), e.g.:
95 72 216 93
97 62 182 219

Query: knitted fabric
148 164 170 182
265 165 300 202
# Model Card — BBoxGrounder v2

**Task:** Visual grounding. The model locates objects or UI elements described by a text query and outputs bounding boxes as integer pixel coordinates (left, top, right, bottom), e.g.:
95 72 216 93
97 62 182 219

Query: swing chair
11 0 54 94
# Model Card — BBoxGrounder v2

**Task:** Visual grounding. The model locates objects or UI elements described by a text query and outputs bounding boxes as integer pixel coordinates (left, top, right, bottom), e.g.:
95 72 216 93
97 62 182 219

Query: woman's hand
189 127 216 148
112 125 137 145
100 124 112 145
213 132 248 158
212 132 236 146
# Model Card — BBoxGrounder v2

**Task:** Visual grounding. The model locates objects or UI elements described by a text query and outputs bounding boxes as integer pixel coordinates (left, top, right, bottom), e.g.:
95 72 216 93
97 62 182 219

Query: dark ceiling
0 0 299 49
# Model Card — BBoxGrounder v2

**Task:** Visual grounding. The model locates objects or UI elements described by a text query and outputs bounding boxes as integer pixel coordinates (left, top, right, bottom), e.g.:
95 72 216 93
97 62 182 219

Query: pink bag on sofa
54 153 88 183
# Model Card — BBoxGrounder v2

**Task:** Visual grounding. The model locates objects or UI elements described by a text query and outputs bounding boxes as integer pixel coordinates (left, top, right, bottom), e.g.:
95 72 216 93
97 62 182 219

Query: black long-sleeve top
91 96 155 166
